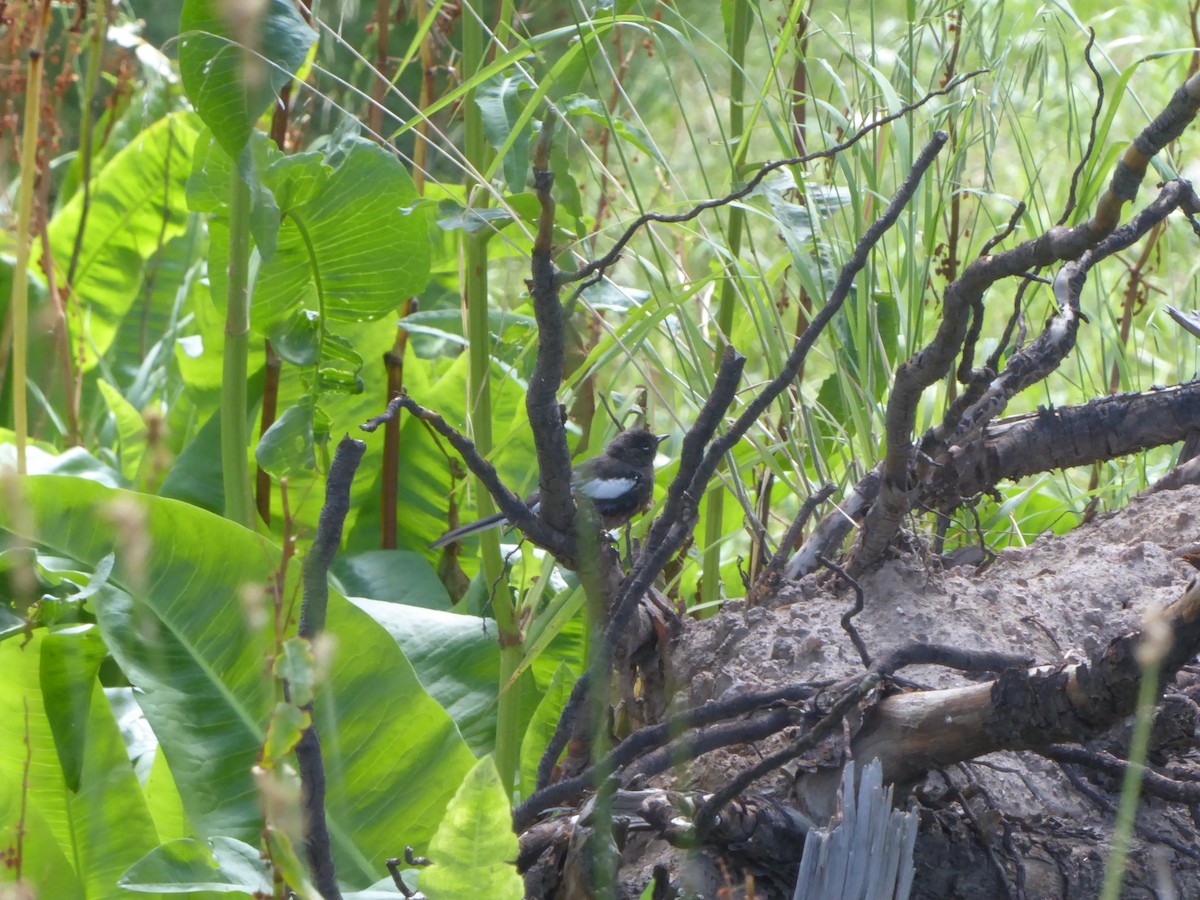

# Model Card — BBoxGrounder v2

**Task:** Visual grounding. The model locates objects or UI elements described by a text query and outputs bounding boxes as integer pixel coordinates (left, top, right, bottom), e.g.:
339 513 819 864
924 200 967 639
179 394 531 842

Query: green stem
700 0 752 612
462 4 520 796
9 2 54 475
222 173 253 526
1099 656 1161 900
289 214 326 412
578 510 614 900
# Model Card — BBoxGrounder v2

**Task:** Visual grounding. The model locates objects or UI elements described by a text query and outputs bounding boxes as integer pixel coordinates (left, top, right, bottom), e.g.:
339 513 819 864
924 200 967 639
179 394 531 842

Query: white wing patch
576 477 637 500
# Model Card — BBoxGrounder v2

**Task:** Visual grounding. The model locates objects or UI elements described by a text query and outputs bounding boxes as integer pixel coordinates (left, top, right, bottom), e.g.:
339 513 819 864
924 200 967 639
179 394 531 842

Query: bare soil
660 483 1200 898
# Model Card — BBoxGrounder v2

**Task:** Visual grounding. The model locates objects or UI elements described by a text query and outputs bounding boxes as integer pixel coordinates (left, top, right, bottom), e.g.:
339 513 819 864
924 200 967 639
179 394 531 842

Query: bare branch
854 71 1200 574
295 436 364 900
362 395 572 558
693 674 881 837
526 114 575 536
928 380 1200 504
748 482 834 602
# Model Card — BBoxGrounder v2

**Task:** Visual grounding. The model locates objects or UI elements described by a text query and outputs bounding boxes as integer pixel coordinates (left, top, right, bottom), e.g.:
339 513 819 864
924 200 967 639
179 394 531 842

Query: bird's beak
655 434 668 445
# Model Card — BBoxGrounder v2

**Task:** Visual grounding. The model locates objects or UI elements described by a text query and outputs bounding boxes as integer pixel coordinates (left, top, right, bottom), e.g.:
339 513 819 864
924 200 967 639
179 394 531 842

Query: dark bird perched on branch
430 429 665 549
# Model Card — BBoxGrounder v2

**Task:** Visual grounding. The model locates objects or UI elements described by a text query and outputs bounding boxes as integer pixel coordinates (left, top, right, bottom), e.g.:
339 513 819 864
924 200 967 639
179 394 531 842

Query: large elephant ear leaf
178 0 316 158
0 476 478 888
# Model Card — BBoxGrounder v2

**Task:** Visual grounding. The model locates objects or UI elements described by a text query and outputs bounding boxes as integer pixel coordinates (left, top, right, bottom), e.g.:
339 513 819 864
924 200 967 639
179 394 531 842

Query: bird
430 428 665 549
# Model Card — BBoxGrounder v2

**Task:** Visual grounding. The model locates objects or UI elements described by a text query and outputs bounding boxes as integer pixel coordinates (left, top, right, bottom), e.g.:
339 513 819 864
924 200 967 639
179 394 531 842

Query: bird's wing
574 474 640 500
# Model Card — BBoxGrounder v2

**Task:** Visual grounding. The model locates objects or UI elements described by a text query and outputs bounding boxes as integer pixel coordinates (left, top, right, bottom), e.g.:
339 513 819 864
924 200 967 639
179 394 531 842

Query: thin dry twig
562 72 983 290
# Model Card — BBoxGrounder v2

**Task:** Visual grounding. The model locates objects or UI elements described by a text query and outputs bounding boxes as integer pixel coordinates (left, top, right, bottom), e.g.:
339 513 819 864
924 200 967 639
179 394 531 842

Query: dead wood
926 380 1200 506
851 70 1200 574
788 576 1200 819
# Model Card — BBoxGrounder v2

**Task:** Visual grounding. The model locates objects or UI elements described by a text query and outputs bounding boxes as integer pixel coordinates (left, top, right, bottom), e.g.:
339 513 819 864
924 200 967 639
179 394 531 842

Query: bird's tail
429 512 509 549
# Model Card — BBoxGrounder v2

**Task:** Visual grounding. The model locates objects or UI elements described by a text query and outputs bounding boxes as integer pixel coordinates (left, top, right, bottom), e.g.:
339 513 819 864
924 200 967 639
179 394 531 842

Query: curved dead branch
852 71 1200 574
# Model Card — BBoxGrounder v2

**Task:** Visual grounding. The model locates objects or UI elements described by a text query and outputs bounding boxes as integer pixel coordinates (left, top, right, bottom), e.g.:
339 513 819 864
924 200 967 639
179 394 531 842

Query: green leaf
420 756 523 900
178 0 316 157
518 662 574 801
0 785 83 899
119 835 272 894
254 135 431 328
267 309 321 366
274 637 316 706
1 477 477 885
560 94 668 168
318 334 366 396
158 368 266 514
348 597 498 756
399 307 536 341
39 626 109 792
345 351 537 557
97 381 148 483
0 630 160 899
256 400 319 478
435 194 539 235
144 749 188 844
188 130 288 261
45 113 199 371
330 551 452 610
262 702 310 766
476 72 537 192
580 280 651 312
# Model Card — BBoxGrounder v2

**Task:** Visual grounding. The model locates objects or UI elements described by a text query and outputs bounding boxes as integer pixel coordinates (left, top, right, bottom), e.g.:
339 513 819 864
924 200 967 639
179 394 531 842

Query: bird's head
605 428 666 467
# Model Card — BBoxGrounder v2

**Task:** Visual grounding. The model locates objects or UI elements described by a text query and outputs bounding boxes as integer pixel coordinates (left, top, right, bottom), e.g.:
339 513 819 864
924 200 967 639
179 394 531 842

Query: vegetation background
1 0 1198 897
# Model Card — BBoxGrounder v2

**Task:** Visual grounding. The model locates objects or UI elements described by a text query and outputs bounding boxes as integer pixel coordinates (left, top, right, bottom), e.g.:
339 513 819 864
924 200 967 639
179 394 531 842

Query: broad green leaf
274 637 316 707
348 597 498 756
560 94 668 169
45 113 200 372
345 349 537 559
39 626 108 792
419 756 522 900
159 367 267 513
398 307 536 341
187 130 287 264
267 309 322 366
172 276 267 415
435 202 534 235
56 76 176 207
330 551 452 610
104 687 159 784
0 477 476 887
254 135 431 328
119 835 271 894
178 0 315 157
0 630 160 899
0 785 83 899
144 750 188 845
106 222 208 410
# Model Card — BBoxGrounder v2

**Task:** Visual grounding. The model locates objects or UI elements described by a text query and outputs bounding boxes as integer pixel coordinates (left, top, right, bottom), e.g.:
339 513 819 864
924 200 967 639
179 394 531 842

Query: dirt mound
666 484 1200 898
